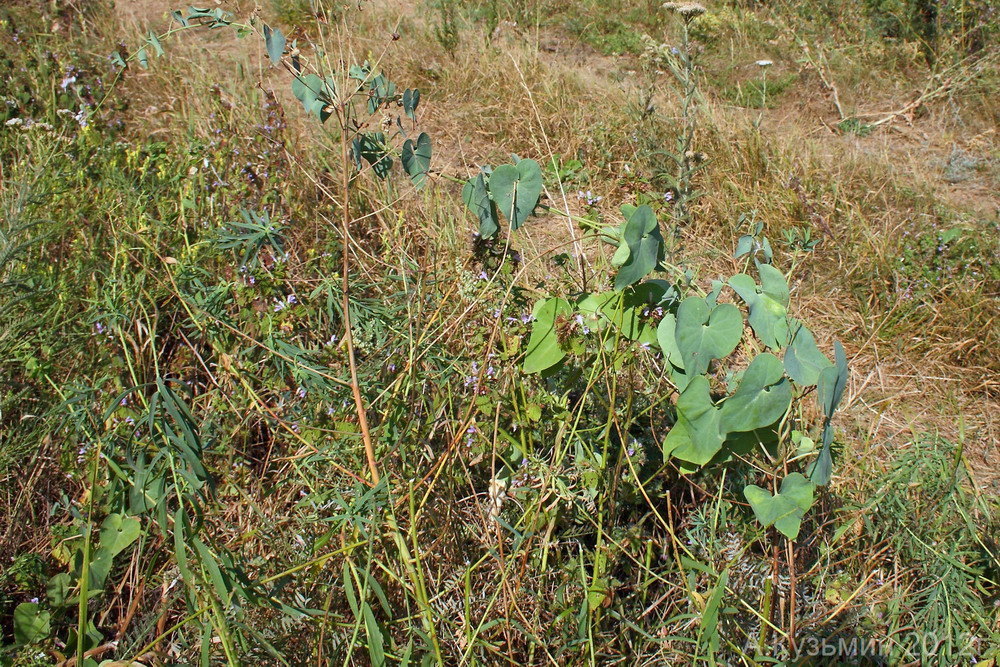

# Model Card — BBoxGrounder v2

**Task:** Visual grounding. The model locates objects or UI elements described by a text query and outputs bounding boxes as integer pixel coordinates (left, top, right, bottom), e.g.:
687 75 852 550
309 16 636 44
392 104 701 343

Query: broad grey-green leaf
614 205 664 290
810 426 834 486
744 473 815 539
784 319 832 386
632 279 674 307
705 280 724 307
817 341 848 420
47 573 72 607
462 173 499 238
734 234 754 258
264 24 285 64
402 88 420 120
610 227 631 267
523 298 572 374
657 313 684 369
720 353 792 433
489 159 543 230
13 603 50 645
604 298 645 341
619 203 638 220
401 132 431 189
292 73 320 109
675 298 743 376
291 74 332 122
728 271 790 349
727 273 758 304
354 132 392 179
663 376 725 466
758 263 789 306
147 31 164 57
89 546 114 589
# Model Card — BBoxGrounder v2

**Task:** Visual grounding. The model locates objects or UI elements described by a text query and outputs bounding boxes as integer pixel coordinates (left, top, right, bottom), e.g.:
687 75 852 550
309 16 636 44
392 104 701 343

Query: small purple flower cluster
463 360 496 393
273 293 298 312
577 190 603 206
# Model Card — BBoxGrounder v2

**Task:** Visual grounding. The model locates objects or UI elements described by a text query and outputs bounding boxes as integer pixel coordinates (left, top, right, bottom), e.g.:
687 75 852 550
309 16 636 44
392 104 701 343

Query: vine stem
337 103 381 485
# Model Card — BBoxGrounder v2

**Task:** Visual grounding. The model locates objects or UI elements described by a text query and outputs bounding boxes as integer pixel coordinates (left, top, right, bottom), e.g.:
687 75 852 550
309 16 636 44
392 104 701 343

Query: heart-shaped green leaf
614 205 665 290
523 297 571 374
13 603 50 646
663 376 725 466
100 513 142 557
720 353 792 433
401 132 431 189
462 172 499 238
675 297 743 377
744 473 815 539
784 319 832 386
489 159 543 230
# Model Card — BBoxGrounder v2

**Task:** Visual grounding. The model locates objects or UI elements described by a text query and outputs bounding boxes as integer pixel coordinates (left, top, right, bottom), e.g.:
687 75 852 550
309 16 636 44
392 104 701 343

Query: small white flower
756 59 773 67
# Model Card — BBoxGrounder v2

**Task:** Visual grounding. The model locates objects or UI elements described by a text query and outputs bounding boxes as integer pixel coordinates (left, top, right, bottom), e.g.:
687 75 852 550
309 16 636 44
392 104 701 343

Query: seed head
664 2 707 18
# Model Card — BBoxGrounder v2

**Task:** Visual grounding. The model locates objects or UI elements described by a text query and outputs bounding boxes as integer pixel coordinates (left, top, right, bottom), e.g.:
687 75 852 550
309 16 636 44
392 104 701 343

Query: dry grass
1 0 996 662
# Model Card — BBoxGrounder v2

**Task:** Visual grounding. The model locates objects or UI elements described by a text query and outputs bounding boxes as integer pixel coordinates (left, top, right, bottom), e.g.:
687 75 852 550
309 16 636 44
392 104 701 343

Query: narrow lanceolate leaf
401 132 432 189
264 24 286 64
523 297 571 374
363 603 386 666
489 159 543 231
614 205 665 290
